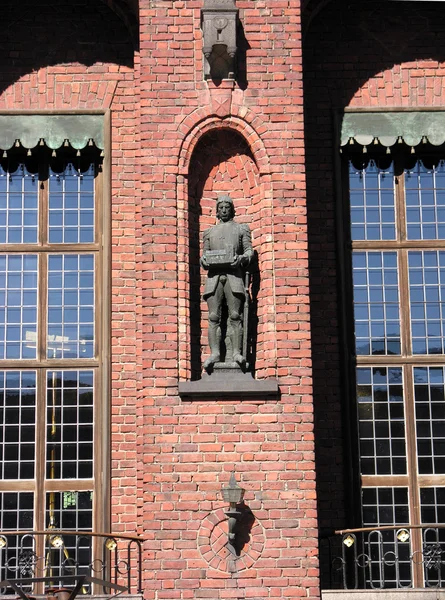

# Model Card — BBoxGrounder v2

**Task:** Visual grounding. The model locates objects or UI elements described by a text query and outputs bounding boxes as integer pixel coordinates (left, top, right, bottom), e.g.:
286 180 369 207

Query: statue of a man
200 195 254 371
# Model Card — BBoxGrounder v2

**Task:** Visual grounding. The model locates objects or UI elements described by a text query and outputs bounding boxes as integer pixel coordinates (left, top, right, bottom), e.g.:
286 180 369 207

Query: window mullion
38 159 48 363
403 365 423 586
39 158 48 247
38 253 48 363
399 249 412 357
394 159 406 244
34 367 46 595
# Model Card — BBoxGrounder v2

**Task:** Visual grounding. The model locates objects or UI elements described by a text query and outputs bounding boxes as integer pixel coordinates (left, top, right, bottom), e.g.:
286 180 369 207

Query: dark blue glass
349 161 396 241
47 255 94 359
409 251 445 355
414 367 445 474
357 367 406 476
49 164 95 244
406 161 445 240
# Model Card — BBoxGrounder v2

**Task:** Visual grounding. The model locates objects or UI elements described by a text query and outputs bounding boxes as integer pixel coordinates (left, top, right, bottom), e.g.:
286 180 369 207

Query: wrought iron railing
0 531 143 598
321 524 445 590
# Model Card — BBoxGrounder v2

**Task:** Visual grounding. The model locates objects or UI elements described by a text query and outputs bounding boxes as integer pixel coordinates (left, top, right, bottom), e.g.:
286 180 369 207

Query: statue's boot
203 321 220 370
229 317 245 368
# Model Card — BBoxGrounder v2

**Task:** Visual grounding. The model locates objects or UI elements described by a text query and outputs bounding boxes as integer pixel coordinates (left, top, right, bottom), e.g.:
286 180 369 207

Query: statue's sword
242 270 250 361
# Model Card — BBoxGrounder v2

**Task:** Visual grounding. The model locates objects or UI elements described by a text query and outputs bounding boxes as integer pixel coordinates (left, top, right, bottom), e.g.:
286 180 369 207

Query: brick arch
177 119 277 382
178 115 271 177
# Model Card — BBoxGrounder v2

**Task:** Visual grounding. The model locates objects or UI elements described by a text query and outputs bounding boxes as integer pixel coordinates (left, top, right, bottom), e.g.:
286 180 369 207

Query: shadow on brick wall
0 0 133 96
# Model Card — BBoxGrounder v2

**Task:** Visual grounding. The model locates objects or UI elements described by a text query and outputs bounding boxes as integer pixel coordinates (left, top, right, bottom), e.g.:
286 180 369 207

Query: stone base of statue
178 362 279 399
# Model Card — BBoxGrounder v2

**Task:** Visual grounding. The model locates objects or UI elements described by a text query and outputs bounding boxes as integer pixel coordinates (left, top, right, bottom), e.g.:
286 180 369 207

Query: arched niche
178 126 276 381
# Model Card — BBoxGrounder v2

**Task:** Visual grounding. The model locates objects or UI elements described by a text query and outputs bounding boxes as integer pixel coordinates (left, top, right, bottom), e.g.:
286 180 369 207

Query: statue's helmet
216 194 235 216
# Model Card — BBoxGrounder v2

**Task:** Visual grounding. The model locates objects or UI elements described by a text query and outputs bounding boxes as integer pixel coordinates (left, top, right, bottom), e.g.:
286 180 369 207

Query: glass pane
357 367 406 476
414 367 445 474
409 251 445 355
0 165 38 245
48 164 95 244
46 370 94 480
420 487 445 586
47 255 95 359
45 491 93 588
0 492 35 584
406 160 445 241
349 160 396 241
0 255 38 359
361 487 411 588
353 251 400 356
0 371 36 480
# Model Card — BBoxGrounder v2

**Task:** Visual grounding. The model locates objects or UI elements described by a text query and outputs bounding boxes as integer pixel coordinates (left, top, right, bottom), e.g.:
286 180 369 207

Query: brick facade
9 0 445 598
139 1 317 598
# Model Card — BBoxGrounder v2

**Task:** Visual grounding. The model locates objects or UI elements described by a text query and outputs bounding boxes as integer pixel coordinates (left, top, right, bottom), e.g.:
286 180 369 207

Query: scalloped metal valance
340 111 445 148
0 114 104 150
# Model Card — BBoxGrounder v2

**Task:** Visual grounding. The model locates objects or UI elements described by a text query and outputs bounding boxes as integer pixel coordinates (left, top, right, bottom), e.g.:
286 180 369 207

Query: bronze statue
200 195 253 371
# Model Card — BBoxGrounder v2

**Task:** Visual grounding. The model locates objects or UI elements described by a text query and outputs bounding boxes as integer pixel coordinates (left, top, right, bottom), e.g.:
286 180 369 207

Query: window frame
0 110 111 583
340 138 445 586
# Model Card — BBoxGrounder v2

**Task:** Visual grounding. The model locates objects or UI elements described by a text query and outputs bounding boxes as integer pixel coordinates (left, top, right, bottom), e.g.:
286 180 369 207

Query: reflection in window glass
349 160 396 241
409 251 445 355
47 255 94 359
362 487 411 588
414 367 445 474
357 367 406 476
0 371 36 480
0 255 38 359
46 370 93 479
420 487 445 586
0 492 34 587
406 160 445 240
353 251 400 355
46 491 93 588
0 165 38 244
48 164 95 244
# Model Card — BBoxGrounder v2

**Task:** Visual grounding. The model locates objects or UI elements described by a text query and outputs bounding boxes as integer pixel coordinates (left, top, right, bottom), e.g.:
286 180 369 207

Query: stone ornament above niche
202 0 238 80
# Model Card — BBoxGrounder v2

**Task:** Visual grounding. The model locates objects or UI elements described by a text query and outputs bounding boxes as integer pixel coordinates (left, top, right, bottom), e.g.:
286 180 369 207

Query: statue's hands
239 254 249 267
200 255 209 270
231 255 242 268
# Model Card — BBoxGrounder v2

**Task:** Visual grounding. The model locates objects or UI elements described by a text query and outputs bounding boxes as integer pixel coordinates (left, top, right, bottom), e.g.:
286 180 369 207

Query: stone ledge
178 369 280 399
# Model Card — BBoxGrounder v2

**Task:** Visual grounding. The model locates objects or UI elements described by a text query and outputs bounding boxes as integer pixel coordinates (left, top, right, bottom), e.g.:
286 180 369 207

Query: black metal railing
0 531 143 598
321 524 445 590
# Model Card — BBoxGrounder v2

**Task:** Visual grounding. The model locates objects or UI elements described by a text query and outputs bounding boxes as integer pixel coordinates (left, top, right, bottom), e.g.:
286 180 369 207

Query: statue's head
216 194 235 222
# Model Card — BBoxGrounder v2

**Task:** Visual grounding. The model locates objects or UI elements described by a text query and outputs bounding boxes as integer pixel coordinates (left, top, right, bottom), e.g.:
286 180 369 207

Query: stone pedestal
178 363 279 399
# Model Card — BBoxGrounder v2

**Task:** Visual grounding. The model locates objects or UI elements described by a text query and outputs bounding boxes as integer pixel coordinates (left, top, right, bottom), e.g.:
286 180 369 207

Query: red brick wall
139 0 318 598
303 0 445 583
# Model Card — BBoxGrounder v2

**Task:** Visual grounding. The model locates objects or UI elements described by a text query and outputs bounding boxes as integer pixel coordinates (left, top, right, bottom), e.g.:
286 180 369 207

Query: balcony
0 531 143 599
321 524 445 599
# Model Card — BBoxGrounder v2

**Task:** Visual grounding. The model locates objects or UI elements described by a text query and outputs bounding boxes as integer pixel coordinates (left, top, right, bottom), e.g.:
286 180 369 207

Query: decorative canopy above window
0 114 104 150
340 111 445 148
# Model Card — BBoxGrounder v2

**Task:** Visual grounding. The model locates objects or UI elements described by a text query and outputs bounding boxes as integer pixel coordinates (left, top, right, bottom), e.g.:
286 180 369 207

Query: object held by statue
204 244 234 267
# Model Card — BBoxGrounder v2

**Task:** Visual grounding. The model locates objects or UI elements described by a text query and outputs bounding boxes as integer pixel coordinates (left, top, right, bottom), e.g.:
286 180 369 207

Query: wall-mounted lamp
222 472 245 556
0 536 7 549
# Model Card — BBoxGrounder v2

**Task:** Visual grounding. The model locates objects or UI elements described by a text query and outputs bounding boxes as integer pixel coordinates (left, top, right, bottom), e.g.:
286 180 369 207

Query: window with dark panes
347 153 445 587
0 144 103 587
